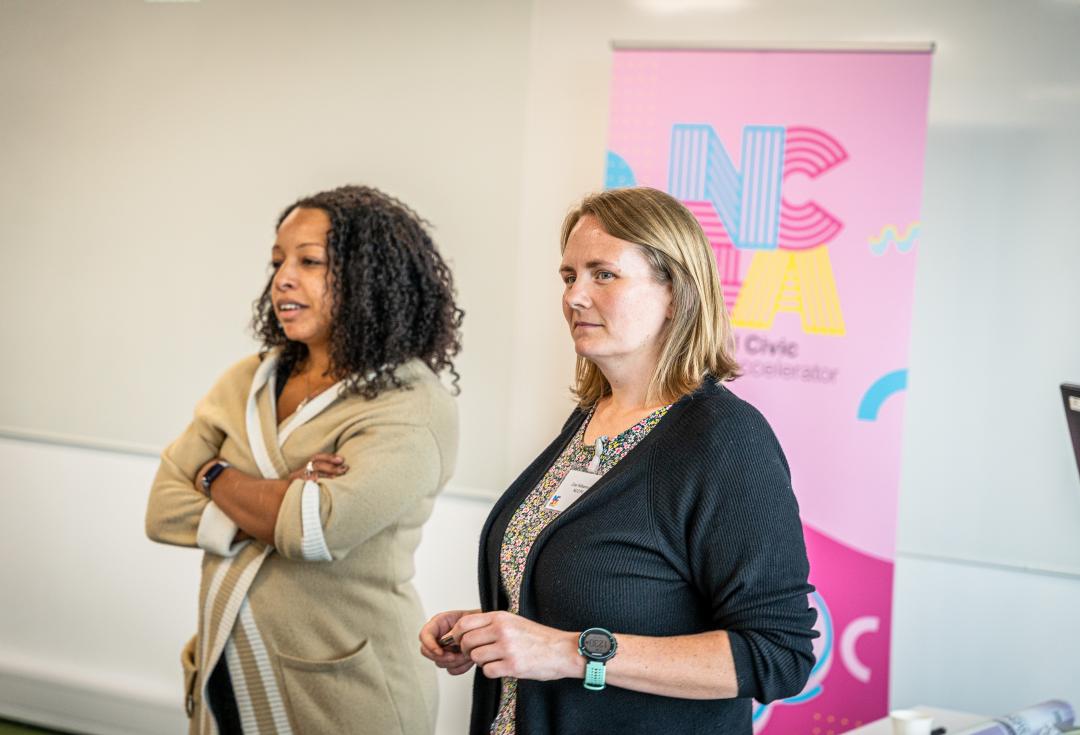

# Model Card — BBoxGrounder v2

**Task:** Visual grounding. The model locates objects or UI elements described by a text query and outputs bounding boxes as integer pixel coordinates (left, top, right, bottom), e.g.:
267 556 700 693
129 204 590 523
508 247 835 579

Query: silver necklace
295 371 330 413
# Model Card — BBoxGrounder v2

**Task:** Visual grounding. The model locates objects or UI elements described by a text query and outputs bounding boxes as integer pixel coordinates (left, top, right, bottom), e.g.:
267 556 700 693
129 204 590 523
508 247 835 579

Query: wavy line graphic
857 369 908 421
868 222 920 255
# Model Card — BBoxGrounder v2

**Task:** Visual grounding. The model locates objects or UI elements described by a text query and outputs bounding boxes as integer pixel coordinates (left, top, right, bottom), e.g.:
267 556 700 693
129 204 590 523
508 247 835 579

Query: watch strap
201 461 230 497
578 627 616 692
583 660 607 691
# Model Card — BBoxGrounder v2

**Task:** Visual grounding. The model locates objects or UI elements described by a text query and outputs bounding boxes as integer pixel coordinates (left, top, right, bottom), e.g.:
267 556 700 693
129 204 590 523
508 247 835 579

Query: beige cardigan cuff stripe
300 480 332 561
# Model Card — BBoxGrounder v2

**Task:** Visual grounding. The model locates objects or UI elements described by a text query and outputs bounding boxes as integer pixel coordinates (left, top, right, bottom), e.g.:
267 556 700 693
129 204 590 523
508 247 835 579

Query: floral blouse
490 404 671 735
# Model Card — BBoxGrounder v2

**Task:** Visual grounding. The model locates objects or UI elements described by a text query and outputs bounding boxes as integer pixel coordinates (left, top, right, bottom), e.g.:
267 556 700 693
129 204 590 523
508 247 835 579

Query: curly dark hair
252 185 463 398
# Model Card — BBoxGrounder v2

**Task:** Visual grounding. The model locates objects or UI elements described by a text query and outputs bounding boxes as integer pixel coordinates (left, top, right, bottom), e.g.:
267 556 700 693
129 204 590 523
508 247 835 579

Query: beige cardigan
146 352 458 734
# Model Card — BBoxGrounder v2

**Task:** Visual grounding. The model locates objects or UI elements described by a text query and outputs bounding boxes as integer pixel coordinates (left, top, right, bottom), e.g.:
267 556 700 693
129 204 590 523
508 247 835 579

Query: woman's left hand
286 453 348 482
452 611 582 682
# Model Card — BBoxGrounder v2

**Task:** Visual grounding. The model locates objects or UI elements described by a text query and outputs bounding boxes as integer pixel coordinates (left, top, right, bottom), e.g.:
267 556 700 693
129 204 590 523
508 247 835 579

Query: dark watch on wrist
578 627 617 691
200 461 230 498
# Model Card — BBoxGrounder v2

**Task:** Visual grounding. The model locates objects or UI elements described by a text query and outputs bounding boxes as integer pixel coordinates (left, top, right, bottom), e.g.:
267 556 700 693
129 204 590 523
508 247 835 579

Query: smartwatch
578 627 617 691
200 461 230 498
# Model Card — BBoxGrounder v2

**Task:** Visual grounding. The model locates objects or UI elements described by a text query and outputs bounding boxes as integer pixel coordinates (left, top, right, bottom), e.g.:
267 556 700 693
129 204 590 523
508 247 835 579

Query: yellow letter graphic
731 245 846 335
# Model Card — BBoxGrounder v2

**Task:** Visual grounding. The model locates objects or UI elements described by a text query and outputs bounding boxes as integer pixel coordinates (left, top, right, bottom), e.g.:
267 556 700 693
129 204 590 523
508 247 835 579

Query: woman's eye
270 261 282 270
302 258 324 267
563 275 576 286
595 270 614 281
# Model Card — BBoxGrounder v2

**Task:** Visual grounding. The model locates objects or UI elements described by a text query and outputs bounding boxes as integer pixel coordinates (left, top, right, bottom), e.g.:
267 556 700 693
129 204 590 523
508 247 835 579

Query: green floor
0 719 71 735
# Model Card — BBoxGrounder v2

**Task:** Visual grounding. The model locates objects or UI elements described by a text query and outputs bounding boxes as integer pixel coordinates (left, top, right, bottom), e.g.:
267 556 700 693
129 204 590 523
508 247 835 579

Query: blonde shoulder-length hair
560 187 740 407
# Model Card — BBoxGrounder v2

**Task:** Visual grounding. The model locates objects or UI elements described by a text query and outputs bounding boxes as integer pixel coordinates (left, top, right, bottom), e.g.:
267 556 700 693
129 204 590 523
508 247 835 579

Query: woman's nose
565 279 591 309
274 263 296 290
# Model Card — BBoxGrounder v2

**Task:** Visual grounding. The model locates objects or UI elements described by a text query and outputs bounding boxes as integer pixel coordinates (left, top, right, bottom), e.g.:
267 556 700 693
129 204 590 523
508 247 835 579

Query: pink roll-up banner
606 47 933 731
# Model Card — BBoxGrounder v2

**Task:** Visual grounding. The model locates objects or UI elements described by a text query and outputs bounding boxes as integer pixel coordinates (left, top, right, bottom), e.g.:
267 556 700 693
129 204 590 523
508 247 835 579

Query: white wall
2 0 1080 733
891 555 1080 714
0 0 534 494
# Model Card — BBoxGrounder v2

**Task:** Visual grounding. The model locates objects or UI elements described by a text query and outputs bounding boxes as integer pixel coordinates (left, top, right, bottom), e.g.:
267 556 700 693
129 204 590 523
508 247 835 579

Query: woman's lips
276 304 307 321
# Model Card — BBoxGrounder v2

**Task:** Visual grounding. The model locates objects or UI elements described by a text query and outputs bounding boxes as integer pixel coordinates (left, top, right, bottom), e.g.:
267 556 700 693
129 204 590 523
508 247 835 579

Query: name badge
543 469 601 512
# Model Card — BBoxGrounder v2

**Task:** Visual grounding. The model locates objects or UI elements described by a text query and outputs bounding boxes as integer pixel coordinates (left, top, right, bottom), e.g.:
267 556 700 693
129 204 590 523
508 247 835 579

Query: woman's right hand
286 453 348 482
419 609 479 675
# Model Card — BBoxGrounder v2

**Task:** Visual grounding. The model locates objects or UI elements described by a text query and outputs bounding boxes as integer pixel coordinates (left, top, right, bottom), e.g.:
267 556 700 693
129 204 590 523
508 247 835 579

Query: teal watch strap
583 660 607 691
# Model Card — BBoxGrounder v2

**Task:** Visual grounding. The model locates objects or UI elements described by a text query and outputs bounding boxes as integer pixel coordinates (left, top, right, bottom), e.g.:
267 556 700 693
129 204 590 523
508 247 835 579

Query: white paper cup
890 709 933 735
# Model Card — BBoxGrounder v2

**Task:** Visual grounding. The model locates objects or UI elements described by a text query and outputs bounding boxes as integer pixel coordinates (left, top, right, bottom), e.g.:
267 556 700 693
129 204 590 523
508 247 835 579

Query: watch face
581 631 614 659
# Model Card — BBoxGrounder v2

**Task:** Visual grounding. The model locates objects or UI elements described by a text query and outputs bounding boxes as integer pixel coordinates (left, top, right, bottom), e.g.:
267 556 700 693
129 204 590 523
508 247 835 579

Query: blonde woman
421 187 816 734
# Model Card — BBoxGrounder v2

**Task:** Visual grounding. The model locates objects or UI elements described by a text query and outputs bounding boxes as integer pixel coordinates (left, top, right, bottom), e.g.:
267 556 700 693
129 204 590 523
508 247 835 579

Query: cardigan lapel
246 354 285 480
480 380 725 612
477 411 588 611
278 379 343 446
247 350 345 478
197 352 303 735
509 386 712 615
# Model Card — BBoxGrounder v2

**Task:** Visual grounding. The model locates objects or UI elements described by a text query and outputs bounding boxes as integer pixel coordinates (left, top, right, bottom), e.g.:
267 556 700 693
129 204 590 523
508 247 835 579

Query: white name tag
543 469 601 512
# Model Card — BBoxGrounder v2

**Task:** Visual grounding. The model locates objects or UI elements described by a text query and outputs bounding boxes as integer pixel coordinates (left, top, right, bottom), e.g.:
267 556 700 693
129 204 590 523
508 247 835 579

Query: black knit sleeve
650 394 818 703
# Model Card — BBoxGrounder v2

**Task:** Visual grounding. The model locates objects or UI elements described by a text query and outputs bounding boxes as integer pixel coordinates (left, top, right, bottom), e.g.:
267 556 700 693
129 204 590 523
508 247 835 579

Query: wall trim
0 428 500 503
0 426 161 459
0 657 185 735
896 548 1080 582
4 431 1077 576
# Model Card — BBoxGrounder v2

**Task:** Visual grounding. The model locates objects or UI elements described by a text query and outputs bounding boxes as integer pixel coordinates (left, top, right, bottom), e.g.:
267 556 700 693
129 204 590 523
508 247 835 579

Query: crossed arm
192 454 346 546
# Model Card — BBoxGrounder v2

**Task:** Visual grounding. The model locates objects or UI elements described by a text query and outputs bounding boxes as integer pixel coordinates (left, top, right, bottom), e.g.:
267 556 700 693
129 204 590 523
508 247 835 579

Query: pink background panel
756 525 895 732
609 49 932 561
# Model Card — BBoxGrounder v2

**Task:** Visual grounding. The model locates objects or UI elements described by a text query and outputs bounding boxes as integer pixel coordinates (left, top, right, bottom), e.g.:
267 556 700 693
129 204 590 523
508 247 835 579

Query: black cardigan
470 379 818 734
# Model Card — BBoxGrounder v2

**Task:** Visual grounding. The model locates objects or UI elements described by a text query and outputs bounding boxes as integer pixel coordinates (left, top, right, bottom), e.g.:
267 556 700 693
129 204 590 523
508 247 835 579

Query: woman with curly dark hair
147 185 461 735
